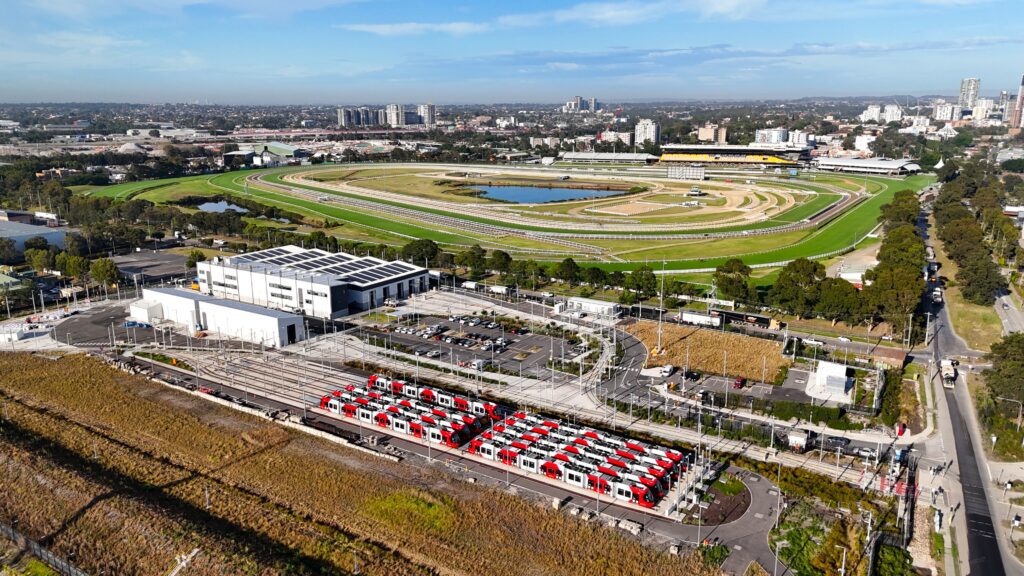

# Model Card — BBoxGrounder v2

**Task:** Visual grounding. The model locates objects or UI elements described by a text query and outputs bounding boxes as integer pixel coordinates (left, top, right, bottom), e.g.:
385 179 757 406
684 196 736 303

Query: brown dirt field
627 321 790 381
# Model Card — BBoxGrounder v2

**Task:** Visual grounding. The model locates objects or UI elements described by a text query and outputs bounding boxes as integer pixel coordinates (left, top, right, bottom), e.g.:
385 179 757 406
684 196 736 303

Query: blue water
198 200 248 213
474 185 625 203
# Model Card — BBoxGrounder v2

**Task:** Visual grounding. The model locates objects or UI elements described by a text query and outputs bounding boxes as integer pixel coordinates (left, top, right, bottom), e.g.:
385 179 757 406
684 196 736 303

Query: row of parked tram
469 411 683 508
318 374 686 508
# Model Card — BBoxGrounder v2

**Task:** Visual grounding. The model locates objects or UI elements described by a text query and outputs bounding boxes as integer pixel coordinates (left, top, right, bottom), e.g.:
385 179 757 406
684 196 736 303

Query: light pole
834 545 847 576
773 540 789 576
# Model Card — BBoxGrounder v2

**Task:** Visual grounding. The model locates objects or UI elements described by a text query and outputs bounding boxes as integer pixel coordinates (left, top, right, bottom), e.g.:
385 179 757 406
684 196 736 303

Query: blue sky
1 0 1021 104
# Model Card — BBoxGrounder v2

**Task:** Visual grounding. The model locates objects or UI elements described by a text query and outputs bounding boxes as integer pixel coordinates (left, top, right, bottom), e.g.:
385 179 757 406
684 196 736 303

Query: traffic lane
945 387 1005 575
995 293 1024 334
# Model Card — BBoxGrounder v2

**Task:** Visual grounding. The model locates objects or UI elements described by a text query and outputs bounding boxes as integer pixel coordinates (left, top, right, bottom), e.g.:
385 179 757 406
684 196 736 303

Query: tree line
933 159 1010 305
710 188 926 335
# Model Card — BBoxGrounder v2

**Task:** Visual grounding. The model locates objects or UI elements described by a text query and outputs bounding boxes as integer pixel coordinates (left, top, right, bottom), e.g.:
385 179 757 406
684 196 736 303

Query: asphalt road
923 215 1006 574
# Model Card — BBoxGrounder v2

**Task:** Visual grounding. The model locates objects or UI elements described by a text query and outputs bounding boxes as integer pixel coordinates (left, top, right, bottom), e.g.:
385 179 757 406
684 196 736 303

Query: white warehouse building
131 287 306 347
196 245 430 318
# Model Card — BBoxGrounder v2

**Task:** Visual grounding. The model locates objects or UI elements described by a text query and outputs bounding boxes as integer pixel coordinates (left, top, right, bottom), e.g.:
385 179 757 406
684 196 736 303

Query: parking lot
364 313 589 383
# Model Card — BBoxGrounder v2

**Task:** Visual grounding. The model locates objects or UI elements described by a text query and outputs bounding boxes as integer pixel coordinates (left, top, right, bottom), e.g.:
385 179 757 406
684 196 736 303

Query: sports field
76 164 933 270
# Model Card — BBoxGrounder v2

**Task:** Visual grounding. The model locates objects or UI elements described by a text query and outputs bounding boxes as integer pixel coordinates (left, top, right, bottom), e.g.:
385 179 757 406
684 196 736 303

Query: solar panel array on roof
222 246 425 288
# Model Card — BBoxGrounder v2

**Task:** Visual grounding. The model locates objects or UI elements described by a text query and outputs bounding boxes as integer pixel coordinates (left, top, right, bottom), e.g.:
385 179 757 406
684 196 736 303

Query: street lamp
834 545 847 576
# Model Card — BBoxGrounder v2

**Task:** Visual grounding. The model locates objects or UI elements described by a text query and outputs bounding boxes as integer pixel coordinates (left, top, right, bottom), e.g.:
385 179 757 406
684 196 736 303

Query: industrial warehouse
196 245 430 317
130 287 307 347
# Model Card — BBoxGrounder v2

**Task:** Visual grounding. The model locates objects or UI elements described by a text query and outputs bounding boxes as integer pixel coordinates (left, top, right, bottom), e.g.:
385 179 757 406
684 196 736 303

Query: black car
684 371 701 382
824 437 851 449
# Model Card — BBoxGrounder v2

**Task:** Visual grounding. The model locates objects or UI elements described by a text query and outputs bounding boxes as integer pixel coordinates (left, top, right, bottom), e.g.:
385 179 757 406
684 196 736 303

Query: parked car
684 370 701 382
824 437 851 449
732 377 746 390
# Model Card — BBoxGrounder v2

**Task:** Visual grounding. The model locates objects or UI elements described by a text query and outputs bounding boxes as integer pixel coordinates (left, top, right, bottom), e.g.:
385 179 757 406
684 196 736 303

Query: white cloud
336 21 489 36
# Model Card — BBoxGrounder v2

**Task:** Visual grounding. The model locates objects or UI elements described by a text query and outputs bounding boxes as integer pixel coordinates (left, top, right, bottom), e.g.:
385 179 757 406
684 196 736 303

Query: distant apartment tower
859 105 881 123
376 109 388 125
599 130 633 146
1013 75 1024 128
958 77 980 109
697 122 727 144
972 98 995 120
588 97 598 113
634 119 660 145
883 104 903 124
385 104 405 126
417 103 436 126
338 107 365 128
932 101 957 121
754 128 788 145
359 107 375 126
999 90 1010 114
787 130 812 147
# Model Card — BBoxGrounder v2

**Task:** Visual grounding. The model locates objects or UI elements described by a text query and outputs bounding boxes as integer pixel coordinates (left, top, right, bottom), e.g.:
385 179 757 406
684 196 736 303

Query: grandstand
659 144 810 166
558 151 659 164
812 157 921 175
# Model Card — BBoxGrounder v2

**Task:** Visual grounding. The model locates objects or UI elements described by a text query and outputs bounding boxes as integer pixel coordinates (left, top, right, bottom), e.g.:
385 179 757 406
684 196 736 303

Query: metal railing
0 522 90 576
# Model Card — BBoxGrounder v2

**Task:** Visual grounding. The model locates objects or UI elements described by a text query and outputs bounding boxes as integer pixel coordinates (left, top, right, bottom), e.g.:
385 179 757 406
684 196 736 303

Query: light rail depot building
196 245 430 318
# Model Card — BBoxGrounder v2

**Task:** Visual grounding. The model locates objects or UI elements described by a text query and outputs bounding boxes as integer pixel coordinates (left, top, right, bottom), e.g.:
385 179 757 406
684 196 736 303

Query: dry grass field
0 353 722 576
627 321 790 381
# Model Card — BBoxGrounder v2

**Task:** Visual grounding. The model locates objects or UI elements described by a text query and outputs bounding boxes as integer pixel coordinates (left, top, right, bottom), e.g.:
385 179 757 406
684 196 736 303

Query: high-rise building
599 130 632 146
999 90 1010 114
932 101 957 121
958 77 980 109
697 122 727 144
787 130 813 147
972 98 995 120
859 105 881 123
883 104 903 124
1013 75 1024 128
359 107 374 126
385 104 404 126
376 109 387 125
634 119 660 145
417 103 436 126
754 128 789 145
588 97 598 113
338 107 361 128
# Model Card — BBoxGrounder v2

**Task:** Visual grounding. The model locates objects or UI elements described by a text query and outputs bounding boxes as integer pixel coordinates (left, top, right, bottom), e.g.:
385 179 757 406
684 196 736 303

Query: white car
837 336 851 343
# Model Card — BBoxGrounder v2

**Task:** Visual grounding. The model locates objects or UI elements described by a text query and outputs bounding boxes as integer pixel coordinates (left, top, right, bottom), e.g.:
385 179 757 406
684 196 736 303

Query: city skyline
1 0 1022 104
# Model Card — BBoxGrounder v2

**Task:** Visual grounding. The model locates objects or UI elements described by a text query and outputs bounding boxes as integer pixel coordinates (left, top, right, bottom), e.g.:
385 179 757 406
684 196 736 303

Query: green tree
89 258 120 286
984 333 1024 402
626 266 658 300
0 238 15 264
185 249 207 270
815 277 861 324
455 244 487 279
555 258 581 286
583 266 607 288
712 257 752 302
24 248 54 273
957 257 1006 305
23 235 49 251
488 250 512 275
1002 158 1024 172
769 258 825 317
400 238 441 267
